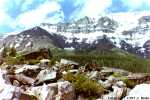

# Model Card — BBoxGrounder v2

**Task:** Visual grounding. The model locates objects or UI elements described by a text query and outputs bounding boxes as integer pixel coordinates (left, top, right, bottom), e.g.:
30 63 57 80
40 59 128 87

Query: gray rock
0 69 21 100
14 65 42 79
116 81 126 88
102 86 127 100
99 76 116 89
15 64 40 74
7 74 35 85
62 69 79 75
40 59 50 67
35 69 58 85
123 84 150 100
87 71 100 80
13 80 20 87
56 81 75 100
24 81 75 100
60 59 78 65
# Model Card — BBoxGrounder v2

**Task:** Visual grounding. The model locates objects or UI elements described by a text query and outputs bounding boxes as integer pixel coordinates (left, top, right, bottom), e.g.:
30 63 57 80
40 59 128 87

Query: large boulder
60 59 79 65
35 69 60 85
22 48 52 60
24 81 75 100
7 74 35 85
15 65 40 74
0 85 21 100
99 76 117 89
102 86 127 100
56 81 75 100
0 69 21 100
15 64 41 78
123 84 150 100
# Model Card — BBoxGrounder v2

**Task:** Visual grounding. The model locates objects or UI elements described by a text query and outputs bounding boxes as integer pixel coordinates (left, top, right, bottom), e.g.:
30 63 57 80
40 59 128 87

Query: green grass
5 56 25 65
27 59 40 65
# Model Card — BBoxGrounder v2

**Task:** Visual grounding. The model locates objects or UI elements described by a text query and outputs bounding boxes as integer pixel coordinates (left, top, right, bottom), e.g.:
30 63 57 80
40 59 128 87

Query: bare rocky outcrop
0 59 150 99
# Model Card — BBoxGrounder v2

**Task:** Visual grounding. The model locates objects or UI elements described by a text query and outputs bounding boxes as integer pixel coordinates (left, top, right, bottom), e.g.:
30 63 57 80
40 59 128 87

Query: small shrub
123 78 137 88
9 47 17 57
27 59 40 65
48 58 56 66
63 72 76 82
112 72 123 78
63 73 105 98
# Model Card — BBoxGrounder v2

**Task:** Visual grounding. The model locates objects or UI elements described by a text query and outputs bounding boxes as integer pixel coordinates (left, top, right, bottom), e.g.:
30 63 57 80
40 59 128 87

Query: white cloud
0 0 13 26
11 0 64 29
21 0 35 11
70 0 112 20
43 11 64 23
0 0 64 33
0 11 13 26
121 0 150 11
0 0 8 9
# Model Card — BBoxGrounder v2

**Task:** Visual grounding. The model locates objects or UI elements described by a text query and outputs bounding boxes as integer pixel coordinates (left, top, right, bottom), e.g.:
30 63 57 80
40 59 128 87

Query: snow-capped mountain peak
1 12 150 58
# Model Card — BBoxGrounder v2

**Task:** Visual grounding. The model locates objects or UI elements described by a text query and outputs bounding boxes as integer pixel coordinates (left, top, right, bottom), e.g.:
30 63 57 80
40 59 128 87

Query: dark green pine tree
9 47 16 57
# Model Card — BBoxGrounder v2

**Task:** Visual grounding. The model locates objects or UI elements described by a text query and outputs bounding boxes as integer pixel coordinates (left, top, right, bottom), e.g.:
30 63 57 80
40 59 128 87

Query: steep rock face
1 12 150 57
40 13 150 58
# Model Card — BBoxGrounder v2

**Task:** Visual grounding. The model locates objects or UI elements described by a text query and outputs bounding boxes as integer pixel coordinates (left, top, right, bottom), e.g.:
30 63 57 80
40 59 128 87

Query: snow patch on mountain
40 11 150 49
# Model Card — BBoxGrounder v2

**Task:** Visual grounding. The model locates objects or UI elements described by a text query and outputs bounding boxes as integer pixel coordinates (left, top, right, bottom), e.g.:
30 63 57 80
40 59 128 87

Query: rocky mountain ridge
40 13 150 58
1 12 150 57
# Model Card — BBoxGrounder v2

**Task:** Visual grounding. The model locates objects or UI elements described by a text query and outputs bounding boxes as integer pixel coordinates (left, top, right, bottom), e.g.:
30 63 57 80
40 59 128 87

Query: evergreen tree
9 47 16 57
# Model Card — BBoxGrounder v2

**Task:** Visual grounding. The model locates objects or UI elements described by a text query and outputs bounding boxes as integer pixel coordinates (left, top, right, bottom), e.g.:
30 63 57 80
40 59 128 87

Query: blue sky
0 0 150 33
